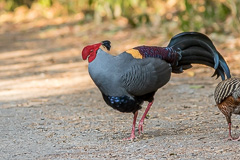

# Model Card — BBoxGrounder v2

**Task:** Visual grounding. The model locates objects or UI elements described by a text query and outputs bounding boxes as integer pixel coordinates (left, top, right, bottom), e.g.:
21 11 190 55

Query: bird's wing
232 86 240 100
214 78 240 104
121 57 172 96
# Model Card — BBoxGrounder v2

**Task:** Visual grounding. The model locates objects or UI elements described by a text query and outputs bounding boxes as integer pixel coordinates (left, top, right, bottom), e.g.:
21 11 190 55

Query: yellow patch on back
126 49 143 59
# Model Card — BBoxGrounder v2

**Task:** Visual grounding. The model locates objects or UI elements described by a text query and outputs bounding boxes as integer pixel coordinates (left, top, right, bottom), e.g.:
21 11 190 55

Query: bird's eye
90 49 93 52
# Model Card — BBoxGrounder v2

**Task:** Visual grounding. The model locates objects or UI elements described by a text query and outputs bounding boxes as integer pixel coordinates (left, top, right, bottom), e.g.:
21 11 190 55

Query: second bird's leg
226 123 235 141
124 111 138 141
138 100 154 135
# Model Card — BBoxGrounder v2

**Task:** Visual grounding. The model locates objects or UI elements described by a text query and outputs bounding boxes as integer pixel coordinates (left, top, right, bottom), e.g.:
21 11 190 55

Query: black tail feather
179 46 215 62
219 54 231 78
179 58 225 80
169 39 219 69
179 56 214 66
168 32 231 80
168 32 217 49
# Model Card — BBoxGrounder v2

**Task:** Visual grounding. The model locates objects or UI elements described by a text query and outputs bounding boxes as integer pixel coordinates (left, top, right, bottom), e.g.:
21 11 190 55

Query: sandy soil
1 17 240 160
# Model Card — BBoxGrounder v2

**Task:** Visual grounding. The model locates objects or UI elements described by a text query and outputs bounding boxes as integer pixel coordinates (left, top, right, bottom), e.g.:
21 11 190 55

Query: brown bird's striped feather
214 78 240 104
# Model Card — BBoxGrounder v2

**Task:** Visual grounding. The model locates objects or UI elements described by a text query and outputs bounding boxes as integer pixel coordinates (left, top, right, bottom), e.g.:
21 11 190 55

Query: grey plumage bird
214 78 240 141
82 32 231 140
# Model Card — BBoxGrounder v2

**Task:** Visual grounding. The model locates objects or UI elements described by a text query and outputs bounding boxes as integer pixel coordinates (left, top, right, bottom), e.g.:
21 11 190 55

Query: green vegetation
1 0 239 33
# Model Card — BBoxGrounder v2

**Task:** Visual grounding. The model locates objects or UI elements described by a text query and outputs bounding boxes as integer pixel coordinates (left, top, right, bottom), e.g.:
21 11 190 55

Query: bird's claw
225 137 234 141
123 131 136 141
232 137 240 141
123 135 135 141
225 135 237 141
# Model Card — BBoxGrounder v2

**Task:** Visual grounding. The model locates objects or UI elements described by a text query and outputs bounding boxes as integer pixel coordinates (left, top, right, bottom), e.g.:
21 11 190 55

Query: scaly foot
123 133 135 141
232 136 240 141
225 135 235 141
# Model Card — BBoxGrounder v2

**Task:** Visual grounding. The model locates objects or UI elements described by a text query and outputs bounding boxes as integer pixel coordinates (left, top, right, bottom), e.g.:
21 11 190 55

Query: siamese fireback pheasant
214 78 240 141
82 32 231 140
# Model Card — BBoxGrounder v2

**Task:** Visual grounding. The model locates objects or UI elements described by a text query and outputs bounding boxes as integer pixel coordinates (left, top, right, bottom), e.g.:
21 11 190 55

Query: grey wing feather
214 78 240 104
232 86 240 100
121 58 172 96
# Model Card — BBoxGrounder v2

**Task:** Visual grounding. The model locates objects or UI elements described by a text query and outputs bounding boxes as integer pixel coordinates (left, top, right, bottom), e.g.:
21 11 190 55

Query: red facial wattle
82 43 102 63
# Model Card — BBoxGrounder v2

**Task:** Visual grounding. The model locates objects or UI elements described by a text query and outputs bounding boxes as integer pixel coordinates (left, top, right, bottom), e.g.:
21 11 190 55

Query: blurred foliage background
0 0 239 35
0 0 240 96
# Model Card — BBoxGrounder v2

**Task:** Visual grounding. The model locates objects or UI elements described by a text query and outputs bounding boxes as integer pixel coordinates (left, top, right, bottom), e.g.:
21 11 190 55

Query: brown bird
214 78 240 141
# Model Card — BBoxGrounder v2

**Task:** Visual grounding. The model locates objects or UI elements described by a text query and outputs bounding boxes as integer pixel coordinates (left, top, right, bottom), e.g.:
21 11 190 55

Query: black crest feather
101 40 111 51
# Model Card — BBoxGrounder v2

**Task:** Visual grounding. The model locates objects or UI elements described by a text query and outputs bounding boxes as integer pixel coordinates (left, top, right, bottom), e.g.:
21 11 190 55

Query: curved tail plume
168 32 231 80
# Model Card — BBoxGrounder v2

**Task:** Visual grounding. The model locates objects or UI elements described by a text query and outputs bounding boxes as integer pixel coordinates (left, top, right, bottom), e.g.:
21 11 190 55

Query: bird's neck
88 49 118 94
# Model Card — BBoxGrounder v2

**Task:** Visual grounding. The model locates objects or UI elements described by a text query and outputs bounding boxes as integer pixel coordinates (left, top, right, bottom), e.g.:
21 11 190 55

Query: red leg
124 111 138 141
138 100 154 135
225 123 235 141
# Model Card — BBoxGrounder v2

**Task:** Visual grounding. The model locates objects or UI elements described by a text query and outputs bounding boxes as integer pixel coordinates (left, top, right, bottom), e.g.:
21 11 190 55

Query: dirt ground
1 16 240 160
